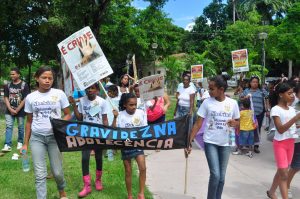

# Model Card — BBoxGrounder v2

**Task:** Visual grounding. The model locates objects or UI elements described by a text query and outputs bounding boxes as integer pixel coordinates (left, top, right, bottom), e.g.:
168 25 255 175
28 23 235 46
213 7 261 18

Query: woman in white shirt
174 74 195 118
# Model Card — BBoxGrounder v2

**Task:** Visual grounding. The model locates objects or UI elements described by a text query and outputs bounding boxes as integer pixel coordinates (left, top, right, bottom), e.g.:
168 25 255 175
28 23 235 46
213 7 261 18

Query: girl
187 75 240 199
267 82 300 199
174 74 195 117
118 74 134 99
21 66 71 199
112 93 147 199
69 83 108 198
240 76 269 153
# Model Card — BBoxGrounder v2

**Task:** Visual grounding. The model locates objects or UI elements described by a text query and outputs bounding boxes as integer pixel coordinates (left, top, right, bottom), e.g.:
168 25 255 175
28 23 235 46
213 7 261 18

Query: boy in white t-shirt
70 83 108 197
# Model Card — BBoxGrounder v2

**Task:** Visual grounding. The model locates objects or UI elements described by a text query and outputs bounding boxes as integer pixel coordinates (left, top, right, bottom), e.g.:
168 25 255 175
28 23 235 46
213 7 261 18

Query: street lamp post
151 43 158 75
258 32 268 84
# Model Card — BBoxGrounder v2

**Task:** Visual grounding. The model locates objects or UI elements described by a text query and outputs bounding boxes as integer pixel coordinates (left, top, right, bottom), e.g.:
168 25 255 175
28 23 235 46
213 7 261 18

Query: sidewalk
145 132 300 199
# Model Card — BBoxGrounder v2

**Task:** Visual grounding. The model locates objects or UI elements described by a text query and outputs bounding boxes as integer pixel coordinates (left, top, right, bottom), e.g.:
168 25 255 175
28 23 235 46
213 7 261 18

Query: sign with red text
58 26 113 90
191 64 203 82
231 49 249 73
138 74 164 101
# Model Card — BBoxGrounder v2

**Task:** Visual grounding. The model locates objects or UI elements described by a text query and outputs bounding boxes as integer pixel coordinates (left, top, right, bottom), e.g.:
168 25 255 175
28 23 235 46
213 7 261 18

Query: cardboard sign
58 26 113 90
231 49 249 73
138 74 164 101
191 65 203 82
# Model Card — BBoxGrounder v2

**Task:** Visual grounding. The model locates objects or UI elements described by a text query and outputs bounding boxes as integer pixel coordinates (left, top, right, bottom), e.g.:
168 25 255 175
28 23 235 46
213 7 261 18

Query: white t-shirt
270 105 297 141
177 82 197 92
177 86 195 107
25 88 70 135
137 98 146 112
291 97 300 143
117 109 148 128
78 96 108 124
197 97 240 146
106 97 119 126
117 86 129 99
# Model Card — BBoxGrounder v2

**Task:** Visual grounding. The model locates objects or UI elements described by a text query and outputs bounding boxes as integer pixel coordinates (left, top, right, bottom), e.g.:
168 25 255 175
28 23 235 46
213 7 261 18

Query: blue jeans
4 114 25 146
175 105 190 117
30 133 66 199
204 142 231 199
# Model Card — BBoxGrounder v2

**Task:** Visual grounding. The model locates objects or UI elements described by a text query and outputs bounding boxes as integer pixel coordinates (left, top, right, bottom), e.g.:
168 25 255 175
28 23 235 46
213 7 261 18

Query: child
69 83 108 198
267 82 300 199
21 66 71 199
236 98 255 157
112 93 147 199
187 75 240 199
132 84 146 111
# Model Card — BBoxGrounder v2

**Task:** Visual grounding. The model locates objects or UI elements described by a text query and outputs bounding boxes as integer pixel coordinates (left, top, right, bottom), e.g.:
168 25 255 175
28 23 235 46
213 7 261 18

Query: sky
132 0 212 30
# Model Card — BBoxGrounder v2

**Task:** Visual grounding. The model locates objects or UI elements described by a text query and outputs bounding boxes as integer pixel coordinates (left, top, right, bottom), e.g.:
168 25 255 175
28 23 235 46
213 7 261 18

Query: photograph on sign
191 64 203 82
231 49 249 73
138 74 164 101
58 26 113 90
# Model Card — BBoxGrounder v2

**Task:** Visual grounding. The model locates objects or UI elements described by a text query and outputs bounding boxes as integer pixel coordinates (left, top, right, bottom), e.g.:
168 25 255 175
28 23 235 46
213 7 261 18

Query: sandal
266 191 276 199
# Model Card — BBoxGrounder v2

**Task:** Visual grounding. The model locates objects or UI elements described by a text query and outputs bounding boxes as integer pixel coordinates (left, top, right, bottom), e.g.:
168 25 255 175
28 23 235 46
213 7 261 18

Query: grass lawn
0 97 177 199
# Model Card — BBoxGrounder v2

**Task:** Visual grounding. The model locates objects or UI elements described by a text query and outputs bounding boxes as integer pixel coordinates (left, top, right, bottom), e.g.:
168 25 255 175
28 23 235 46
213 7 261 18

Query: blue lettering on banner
90 127 99 137
168 122 176 135
100 128 111 139
112 130 118 139
80 125 89 137
154 123 166 138
141 126 152 138
121 131 129 139
66 123 79 136
130 131 137 139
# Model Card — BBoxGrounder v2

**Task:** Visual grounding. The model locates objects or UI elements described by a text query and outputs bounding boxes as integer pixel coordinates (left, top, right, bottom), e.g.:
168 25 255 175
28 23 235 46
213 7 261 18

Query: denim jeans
175 105 190 117
30 133 66 199
5 114 25 146
204 142 231 199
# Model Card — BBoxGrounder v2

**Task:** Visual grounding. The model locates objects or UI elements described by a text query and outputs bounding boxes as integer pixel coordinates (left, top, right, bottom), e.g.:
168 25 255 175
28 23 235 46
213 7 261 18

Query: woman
240 76 269 153
118 74 134 99
174 74 195 118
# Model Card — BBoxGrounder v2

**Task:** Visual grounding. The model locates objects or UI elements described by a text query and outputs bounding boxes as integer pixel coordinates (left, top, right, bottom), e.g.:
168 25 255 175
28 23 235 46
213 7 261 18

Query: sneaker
288 189 293 199
17 142 23 150
232 150 242 155
245 151 253 158
2 144 12 152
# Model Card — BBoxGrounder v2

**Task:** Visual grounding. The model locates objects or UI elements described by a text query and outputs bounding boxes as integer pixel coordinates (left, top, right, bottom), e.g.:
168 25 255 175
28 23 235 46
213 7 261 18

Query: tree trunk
288 60 292 78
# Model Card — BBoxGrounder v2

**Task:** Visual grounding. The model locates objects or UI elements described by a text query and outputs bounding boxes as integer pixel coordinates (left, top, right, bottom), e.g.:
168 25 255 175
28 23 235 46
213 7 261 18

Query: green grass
0 96 178 199
0 120 152 199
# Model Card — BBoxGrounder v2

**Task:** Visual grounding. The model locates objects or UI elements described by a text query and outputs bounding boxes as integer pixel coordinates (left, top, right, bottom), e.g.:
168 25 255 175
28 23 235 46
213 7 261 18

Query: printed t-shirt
177 86 195 107
240 109 255 131
197 97 240 146
4 81 30 117
78 96 108 124
117 109 147 128
106 97 119 125
270 105 297 141
25 88 69 135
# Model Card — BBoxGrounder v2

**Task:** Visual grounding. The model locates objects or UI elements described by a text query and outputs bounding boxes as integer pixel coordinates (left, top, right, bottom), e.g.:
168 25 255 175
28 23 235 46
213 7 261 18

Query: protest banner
138 74 164 102
58 26 113 90
231 49 249 73
51 115 189 152
191 65 203 82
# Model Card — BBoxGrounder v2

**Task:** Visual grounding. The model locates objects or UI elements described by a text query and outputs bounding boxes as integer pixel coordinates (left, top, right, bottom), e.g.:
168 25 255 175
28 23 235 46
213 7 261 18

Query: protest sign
191 65 203 82
51 115 189 152
58 26 113 90
231 49 249 73
138 74 164 102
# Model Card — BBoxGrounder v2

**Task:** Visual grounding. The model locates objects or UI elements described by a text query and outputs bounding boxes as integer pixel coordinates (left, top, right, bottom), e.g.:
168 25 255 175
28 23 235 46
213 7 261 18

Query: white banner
231 49 249 73
138 74 164 102
58 26 113 90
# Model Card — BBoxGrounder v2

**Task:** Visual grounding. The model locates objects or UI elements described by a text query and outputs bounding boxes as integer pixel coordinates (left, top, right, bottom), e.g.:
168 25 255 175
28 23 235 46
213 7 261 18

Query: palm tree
238 0 293 23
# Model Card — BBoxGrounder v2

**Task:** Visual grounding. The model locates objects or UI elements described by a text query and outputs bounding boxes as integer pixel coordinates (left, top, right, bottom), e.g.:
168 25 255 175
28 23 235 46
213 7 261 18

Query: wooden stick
184 156 188 194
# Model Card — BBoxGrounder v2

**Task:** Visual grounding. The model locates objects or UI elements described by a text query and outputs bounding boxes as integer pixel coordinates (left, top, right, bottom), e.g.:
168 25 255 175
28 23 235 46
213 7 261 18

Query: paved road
145 131 300 199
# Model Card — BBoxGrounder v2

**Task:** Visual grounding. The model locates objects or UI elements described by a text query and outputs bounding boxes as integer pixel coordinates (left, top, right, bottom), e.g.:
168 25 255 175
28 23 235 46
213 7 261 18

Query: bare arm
4 97 16 115
68 96 83 121
15 99 25 114
62 107 72 121
163 93 171 112
102 114 108 126
112 110 118 128
273 114 300 134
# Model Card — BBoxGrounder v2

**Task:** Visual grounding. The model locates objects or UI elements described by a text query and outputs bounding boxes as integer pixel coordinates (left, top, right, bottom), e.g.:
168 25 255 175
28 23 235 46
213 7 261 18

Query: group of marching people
2 64 300 199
